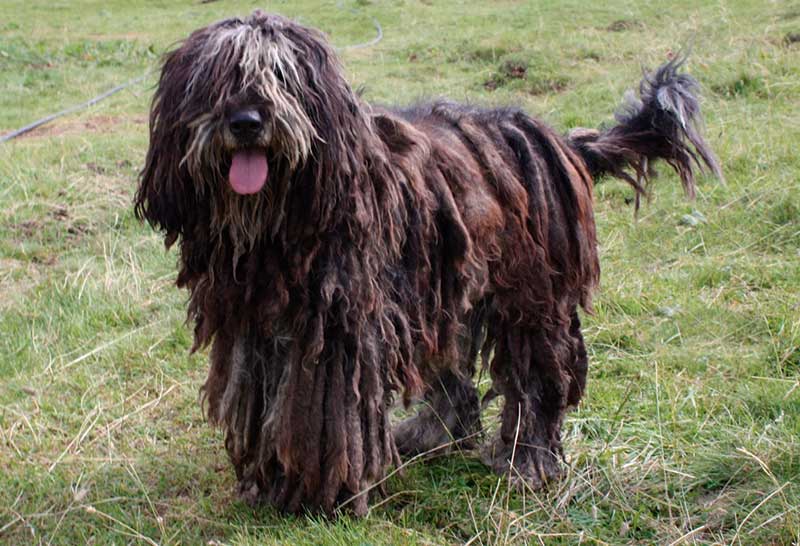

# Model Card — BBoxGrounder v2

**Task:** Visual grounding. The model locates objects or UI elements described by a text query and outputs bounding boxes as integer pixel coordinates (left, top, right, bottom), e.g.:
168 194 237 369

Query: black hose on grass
336 1 383 51
1 2 383 144
340 17 383 50
0 73 150 143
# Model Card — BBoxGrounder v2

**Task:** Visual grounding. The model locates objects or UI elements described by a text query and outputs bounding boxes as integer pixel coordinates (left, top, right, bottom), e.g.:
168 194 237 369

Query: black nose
229 109 262 138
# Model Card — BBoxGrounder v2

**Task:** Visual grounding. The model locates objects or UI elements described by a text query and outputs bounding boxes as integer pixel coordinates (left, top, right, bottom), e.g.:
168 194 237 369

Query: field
1 0 799 544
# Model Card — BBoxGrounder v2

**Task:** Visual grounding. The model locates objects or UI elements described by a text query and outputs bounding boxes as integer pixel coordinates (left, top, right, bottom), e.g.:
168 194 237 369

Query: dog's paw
394 412 454 456
394 407 481 457
480 433 563 491
237 480 262 507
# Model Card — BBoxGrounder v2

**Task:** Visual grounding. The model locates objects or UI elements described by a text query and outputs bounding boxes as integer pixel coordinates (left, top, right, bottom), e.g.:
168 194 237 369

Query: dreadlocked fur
135 11 721 516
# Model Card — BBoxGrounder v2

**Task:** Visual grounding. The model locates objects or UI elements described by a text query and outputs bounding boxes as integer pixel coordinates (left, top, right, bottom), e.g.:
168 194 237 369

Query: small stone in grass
680 210 707 226
657 305 681 318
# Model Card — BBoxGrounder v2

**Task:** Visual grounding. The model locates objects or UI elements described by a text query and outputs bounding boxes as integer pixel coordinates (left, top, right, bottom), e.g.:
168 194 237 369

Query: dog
135 10 721 515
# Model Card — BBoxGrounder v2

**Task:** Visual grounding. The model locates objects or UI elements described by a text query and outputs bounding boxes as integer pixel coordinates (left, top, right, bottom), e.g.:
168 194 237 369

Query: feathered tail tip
569 55 723 209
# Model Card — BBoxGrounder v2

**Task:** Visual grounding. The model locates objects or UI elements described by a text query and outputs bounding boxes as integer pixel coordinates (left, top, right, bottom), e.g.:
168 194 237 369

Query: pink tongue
229 150 268 194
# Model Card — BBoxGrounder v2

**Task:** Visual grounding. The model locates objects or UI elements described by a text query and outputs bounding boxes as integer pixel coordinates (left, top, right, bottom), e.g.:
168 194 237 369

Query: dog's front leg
204 315 400 516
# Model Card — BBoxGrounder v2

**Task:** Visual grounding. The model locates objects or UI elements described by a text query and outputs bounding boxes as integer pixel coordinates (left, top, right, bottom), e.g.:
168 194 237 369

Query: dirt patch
606 19 644 32
484 66 568 95
9 205 91 248
14 219 42 239
485 58 527 90
86 162 107 175
483 53 569 95
504 61 527 80
8 114 146 140
52 207 91 240
50 206 69 221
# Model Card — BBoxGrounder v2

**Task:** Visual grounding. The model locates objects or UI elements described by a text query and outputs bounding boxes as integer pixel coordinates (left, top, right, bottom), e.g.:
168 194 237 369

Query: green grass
1 0 799 544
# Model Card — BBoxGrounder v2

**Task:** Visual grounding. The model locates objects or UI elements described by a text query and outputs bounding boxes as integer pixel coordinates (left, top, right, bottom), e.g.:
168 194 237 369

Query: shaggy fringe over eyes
182 19 318 174
135 11 721 516
183 16 322 256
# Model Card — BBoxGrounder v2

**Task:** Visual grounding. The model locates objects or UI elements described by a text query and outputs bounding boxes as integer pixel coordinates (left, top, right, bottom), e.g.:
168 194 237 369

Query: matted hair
136 11 720 515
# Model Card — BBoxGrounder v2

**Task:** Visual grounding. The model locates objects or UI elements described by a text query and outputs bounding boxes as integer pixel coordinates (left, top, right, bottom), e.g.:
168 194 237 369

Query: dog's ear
135 46 198 248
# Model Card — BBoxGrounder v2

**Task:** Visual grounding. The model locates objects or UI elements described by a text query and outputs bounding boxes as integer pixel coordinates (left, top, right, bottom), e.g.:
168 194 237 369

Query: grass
1 0 799 544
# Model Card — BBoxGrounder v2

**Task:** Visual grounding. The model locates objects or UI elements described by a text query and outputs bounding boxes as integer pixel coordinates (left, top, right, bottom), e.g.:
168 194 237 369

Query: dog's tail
568 55 722 207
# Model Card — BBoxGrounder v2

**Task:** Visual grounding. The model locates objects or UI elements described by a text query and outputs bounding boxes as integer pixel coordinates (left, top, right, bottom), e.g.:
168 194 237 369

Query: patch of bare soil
606 19 645 32
7 114 146 140
9 205 91 248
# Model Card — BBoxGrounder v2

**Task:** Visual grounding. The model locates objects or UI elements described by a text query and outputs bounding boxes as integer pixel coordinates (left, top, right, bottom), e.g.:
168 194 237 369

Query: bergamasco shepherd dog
135 10 721 515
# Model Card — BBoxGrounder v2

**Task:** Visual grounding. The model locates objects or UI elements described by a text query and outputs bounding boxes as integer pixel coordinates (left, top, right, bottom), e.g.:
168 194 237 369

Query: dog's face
136 11 362 242
175 11 320 196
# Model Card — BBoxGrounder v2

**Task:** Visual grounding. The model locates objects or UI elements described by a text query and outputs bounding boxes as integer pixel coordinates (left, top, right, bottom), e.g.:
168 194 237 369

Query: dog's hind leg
481 306 585 489
565 310 588 410
393 303 488 456
393 366 481 456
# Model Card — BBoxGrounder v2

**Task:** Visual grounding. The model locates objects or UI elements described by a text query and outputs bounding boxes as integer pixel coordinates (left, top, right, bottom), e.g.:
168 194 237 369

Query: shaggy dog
135 11 721 515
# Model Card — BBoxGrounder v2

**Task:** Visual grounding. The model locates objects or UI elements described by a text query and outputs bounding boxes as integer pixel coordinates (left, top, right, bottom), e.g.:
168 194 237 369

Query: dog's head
135 11 364 246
